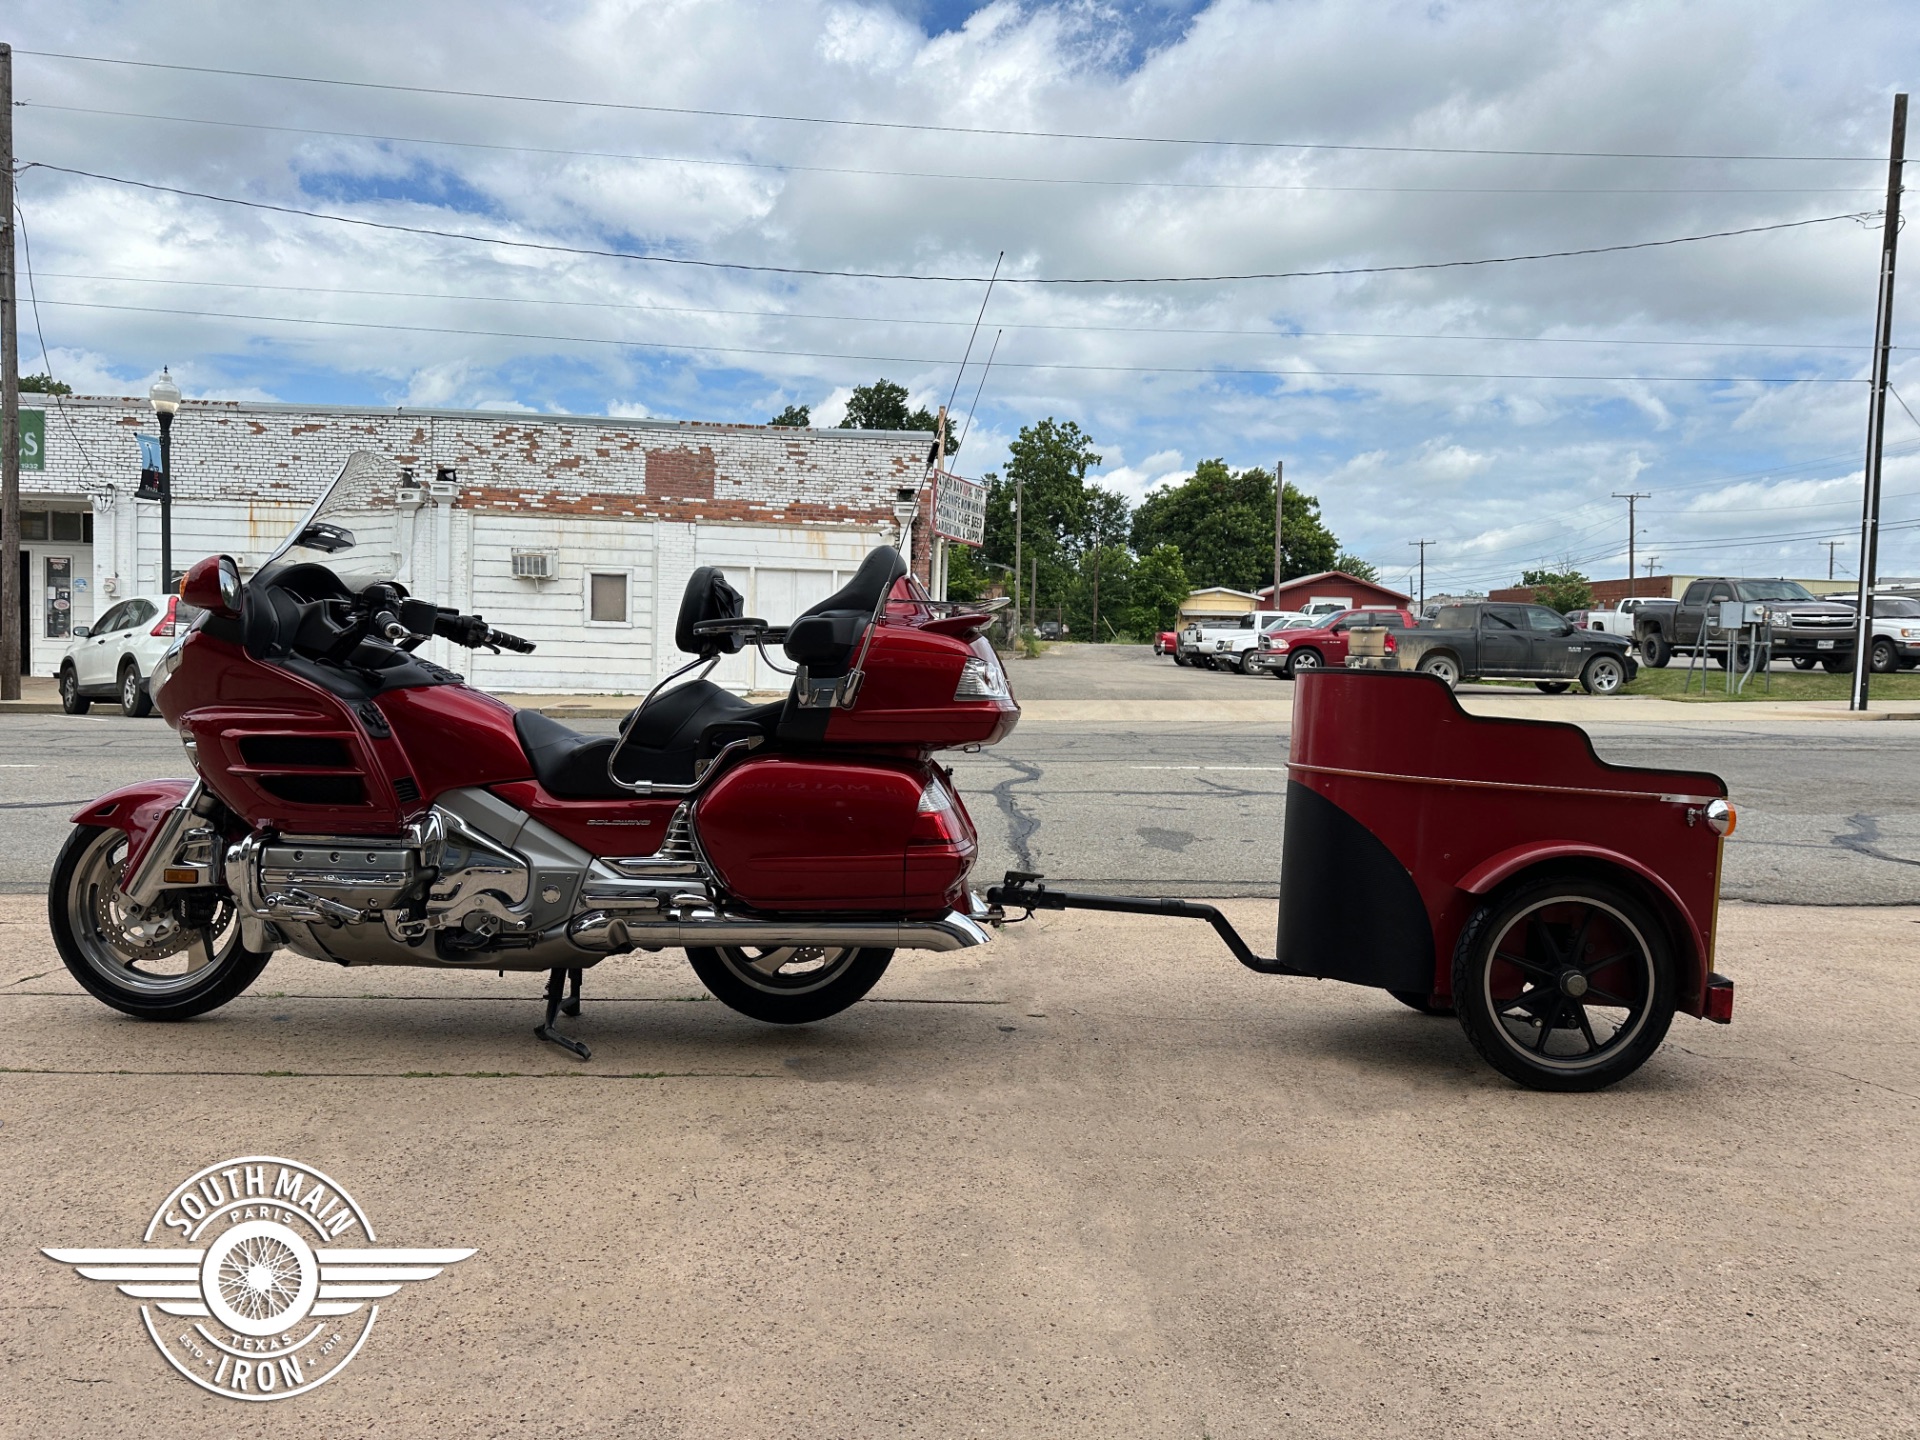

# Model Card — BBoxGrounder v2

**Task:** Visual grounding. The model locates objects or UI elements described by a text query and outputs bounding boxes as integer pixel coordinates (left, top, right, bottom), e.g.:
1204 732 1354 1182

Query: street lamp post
149 369 181 593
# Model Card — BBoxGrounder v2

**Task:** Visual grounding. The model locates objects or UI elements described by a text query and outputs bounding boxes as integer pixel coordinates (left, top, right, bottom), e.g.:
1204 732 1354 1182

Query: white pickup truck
1178 610 1303 672
1581 596 1655 641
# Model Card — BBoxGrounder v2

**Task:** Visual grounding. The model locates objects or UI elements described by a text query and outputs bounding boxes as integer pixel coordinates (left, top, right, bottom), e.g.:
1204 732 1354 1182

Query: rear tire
1416 652 1460 690
59 665 91 715
686 944 895 1025
119 662 153 718
48 824 271 1020
1535 681 1571 694
1639 633 1670 668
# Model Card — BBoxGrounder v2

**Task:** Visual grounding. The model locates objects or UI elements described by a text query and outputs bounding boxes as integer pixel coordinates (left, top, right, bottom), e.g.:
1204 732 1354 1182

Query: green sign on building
19 409 44 471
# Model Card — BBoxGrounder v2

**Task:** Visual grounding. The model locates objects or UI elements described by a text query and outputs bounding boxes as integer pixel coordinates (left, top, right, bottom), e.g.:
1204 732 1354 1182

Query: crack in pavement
1832 813 1920 869
989 756 1044 871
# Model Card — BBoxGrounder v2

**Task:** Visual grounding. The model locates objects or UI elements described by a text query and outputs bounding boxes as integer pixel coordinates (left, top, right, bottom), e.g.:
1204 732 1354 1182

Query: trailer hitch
986 872 1300 976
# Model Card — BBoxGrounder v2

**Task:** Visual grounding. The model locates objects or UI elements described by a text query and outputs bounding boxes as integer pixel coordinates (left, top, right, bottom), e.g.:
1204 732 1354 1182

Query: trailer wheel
1452 876 1675 1091
1388 989 1454 1015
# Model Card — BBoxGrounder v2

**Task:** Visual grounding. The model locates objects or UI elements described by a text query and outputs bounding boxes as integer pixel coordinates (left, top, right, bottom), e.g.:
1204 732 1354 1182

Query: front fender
72 780 197 878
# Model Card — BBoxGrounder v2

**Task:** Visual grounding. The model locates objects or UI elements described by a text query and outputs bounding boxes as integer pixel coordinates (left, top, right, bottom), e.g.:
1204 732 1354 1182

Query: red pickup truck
1256 607 1417 678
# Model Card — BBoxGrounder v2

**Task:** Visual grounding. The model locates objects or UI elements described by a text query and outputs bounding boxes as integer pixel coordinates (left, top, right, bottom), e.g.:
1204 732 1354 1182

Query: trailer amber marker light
1706 798 1736 836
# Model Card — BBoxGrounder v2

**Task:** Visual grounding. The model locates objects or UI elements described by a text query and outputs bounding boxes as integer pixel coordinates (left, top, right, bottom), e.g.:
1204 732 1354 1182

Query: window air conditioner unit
512 550 557 580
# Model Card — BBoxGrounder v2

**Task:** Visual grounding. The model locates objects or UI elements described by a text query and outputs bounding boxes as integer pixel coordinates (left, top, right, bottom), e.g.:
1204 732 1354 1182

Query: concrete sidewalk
1 895 1913 1436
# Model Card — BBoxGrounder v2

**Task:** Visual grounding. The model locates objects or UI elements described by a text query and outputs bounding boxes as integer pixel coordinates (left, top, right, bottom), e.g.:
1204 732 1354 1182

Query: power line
15 102 1892 198
15 49 1893 162
20 295 1871 384
22 266 1876 350
21 162 1880 287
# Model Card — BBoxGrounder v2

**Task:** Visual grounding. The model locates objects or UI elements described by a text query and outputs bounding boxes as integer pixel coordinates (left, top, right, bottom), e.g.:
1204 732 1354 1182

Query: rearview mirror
72 626 90 639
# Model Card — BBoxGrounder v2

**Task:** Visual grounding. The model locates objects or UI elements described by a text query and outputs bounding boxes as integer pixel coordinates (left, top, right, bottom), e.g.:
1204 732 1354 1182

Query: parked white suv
57 593 199 717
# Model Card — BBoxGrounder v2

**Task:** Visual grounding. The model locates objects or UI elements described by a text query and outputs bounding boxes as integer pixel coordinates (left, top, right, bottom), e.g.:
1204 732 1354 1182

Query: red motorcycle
49 454 1016 1059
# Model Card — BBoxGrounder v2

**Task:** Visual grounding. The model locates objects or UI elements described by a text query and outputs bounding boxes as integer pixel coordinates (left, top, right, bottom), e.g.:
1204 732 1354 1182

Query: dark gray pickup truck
1632 578 1855 669
1391 601 1638 694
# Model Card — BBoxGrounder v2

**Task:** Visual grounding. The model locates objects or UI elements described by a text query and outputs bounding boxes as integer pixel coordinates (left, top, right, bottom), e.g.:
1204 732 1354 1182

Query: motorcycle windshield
256 450 403 593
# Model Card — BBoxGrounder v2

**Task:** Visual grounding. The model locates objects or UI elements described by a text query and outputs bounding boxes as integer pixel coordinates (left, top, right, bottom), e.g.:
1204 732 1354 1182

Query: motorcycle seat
513 682 782 799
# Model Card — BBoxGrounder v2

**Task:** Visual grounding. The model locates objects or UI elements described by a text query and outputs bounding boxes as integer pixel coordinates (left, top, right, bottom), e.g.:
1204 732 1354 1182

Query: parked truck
1179 610 1300 671
1631 578 1855 669
1392 601 1638 694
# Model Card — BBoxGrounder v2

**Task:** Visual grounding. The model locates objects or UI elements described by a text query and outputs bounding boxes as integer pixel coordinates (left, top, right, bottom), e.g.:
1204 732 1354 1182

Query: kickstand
535 966 591 1060
560 966 583 1017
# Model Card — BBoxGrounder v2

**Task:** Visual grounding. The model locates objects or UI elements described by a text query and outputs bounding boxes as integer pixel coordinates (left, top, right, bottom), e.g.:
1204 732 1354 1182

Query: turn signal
912 780 967 847
1705 798 1736 836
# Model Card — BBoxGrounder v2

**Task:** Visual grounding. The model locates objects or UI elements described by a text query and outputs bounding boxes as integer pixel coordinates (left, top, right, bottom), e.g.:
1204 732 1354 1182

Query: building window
588 572 629 625
17 511 92 543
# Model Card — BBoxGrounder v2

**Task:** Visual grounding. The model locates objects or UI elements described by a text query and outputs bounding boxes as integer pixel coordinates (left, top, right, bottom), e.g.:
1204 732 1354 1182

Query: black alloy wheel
1452 876 1676 1092
59 665 91 715
48 824 273 1020
1535 681 1571 694
119 662 153 718
1871 638 1898 674
686 945 895 1024
1639 634 1671 668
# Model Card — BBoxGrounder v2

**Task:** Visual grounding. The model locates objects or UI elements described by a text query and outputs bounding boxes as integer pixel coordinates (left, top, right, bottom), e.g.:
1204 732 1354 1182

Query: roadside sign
932 469 986 545
19 408 43 471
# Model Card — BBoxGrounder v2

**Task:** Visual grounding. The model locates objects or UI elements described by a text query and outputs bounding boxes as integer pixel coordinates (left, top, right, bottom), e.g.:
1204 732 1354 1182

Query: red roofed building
1258 570 1412 613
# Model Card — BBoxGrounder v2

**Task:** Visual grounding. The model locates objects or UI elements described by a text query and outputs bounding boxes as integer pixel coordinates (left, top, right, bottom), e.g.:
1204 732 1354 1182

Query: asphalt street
3 645 1917 904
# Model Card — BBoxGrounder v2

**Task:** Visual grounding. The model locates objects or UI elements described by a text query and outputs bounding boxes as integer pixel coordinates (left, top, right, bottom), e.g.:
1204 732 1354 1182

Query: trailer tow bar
987 871 1302 976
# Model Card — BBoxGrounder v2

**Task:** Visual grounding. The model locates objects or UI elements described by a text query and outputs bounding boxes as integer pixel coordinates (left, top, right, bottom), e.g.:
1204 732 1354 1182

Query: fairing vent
259 773 367 807
240 735 355 768
393 776 422 804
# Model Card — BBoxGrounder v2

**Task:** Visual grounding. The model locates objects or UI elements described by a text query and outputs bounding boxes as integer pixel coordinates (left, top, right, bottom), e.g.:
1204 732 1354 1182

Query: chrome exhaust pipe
568 908 992 955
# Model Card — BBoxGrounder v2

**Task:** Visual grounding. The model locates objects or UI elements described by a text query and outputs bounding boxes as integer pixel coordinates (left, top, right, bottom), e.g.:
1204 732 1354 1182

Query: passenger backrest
676 567 746 656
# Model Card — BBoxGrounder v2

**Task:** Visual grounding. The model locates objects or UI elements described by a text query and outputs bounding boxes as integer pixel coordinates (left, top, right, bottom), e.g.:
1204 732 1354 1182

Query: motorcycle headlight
954 655 1011 701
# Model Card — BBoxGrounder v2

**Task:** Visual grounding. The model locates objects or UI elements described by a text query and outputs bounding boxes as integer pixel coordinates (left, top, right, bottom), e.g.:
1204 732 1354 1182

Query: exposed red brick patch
291 423 324 436
646 446 716 501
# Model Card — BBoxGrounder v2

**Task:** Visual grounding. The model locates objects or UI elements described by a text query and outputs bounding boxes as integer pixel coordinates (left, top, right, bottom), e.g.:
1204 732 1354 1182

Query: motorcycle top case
821 627 1018 748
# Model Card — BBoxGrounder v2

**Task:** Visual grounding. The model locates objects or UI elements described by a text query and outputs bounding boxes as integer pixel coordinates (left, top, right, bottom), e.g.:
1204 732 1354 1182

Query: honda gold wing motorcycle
49 452 1017 1059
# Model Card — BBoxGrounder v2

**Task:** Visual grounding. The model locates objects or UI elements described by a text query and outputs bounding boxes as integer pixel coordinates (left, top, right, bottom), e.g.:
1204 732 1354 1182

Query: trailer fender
1455 842 1708 1012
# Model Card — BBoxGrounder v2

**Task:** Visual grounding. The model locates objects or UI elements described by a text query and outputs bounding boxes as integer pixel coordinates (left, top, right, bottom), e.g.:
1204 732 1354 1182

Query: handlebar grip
489 628 536 654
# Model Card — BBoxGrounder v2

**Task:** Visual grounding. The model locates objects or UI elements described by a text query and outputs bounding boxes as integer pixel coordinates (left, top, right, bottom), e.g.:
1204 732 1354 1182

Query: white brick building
15 397 929 693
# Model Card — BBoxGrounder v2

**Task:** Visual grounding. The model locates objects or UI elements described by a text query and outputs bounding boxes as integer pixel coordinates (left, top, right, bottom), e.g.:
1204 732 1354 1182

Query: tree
976 419 1105 620
768 403 810 427
1332 552 1380 583
1131 461 1342 593
20 373 71 395
1125 543 1190 637
1521 567 1595 615
837 378 958 458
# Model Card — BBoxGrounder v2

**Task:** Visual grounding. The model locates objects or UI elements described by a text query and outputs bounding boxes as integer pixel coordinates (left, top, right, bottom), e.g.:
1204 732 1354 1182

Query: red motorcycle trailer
991 668 1735 1092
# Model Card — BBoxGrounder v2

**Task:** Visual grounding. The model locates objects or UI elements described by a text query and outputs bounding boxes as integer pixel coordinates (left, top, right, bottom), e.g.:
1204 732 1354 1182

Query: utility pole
1031 555 1038 632
1272 459 1285 604
1408 539 1432 611
1644 554 1660 583
1821 538 1845 580
0 43 20 701
1851 92 1907 712
1012 473 1023 636
1612 491 1650 599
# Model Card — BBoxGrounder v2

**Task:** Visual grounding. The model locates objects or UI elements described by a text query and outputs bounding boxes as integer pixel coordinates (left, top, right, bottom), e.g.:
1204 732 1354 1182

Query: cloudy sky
8 0 1918 593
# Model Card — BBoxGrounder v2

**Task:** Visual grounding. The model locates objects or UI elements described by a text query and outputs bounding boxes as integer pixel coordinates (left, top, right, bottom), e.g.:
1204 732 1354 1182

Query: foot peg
535 966 590 1060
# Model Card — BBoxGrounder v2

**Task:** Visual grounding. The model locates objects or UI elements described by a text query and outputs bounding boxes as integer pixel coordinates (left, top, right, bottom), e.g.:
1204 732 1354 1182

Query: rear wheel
59 664 91 715
1535 681 1571 694
119 662 153 718
1416 652 1460 690
1172 652 1190 667
686 944 895 1024
48 825 271 1020
1452 876 1675 1091
1580 653 1628 695
1639 633 1670 668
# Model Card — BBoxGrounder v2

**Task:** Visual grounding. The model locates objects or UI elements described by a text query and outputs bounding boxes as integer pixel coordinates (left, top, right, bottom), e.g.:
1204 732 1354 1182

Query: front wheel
1237 650 1262 675
686 944 894 1024
1416 652 1460 690
1791 656 1815 670
49 825 272 1020
1822 657 1851 674
1871 638 1899 673
1288 648 1323 676
59 665 91 715
1580 653 1628 695
1452 876 1676 1091
1172 652 1190 667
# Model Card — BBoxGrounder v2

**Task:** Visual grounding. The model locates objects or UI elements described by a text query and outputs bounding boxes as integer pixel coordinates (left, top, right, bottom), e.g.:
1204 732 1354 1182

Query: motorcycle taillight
150 595 180 637
912 779 966 847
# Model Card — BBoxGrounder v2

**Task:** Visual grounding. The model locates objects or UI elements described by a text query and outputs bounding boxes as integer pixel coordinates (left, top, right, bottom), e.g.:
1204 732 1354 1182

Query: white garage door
711 567 842 692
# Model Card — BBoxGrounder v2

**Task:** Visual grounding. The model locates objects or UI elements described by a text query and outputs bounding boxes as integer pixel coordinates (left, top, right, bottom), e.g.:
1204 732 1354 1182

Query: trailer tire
1452 875 1676 1092
1639 632 1670 668
686 945 894 1025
